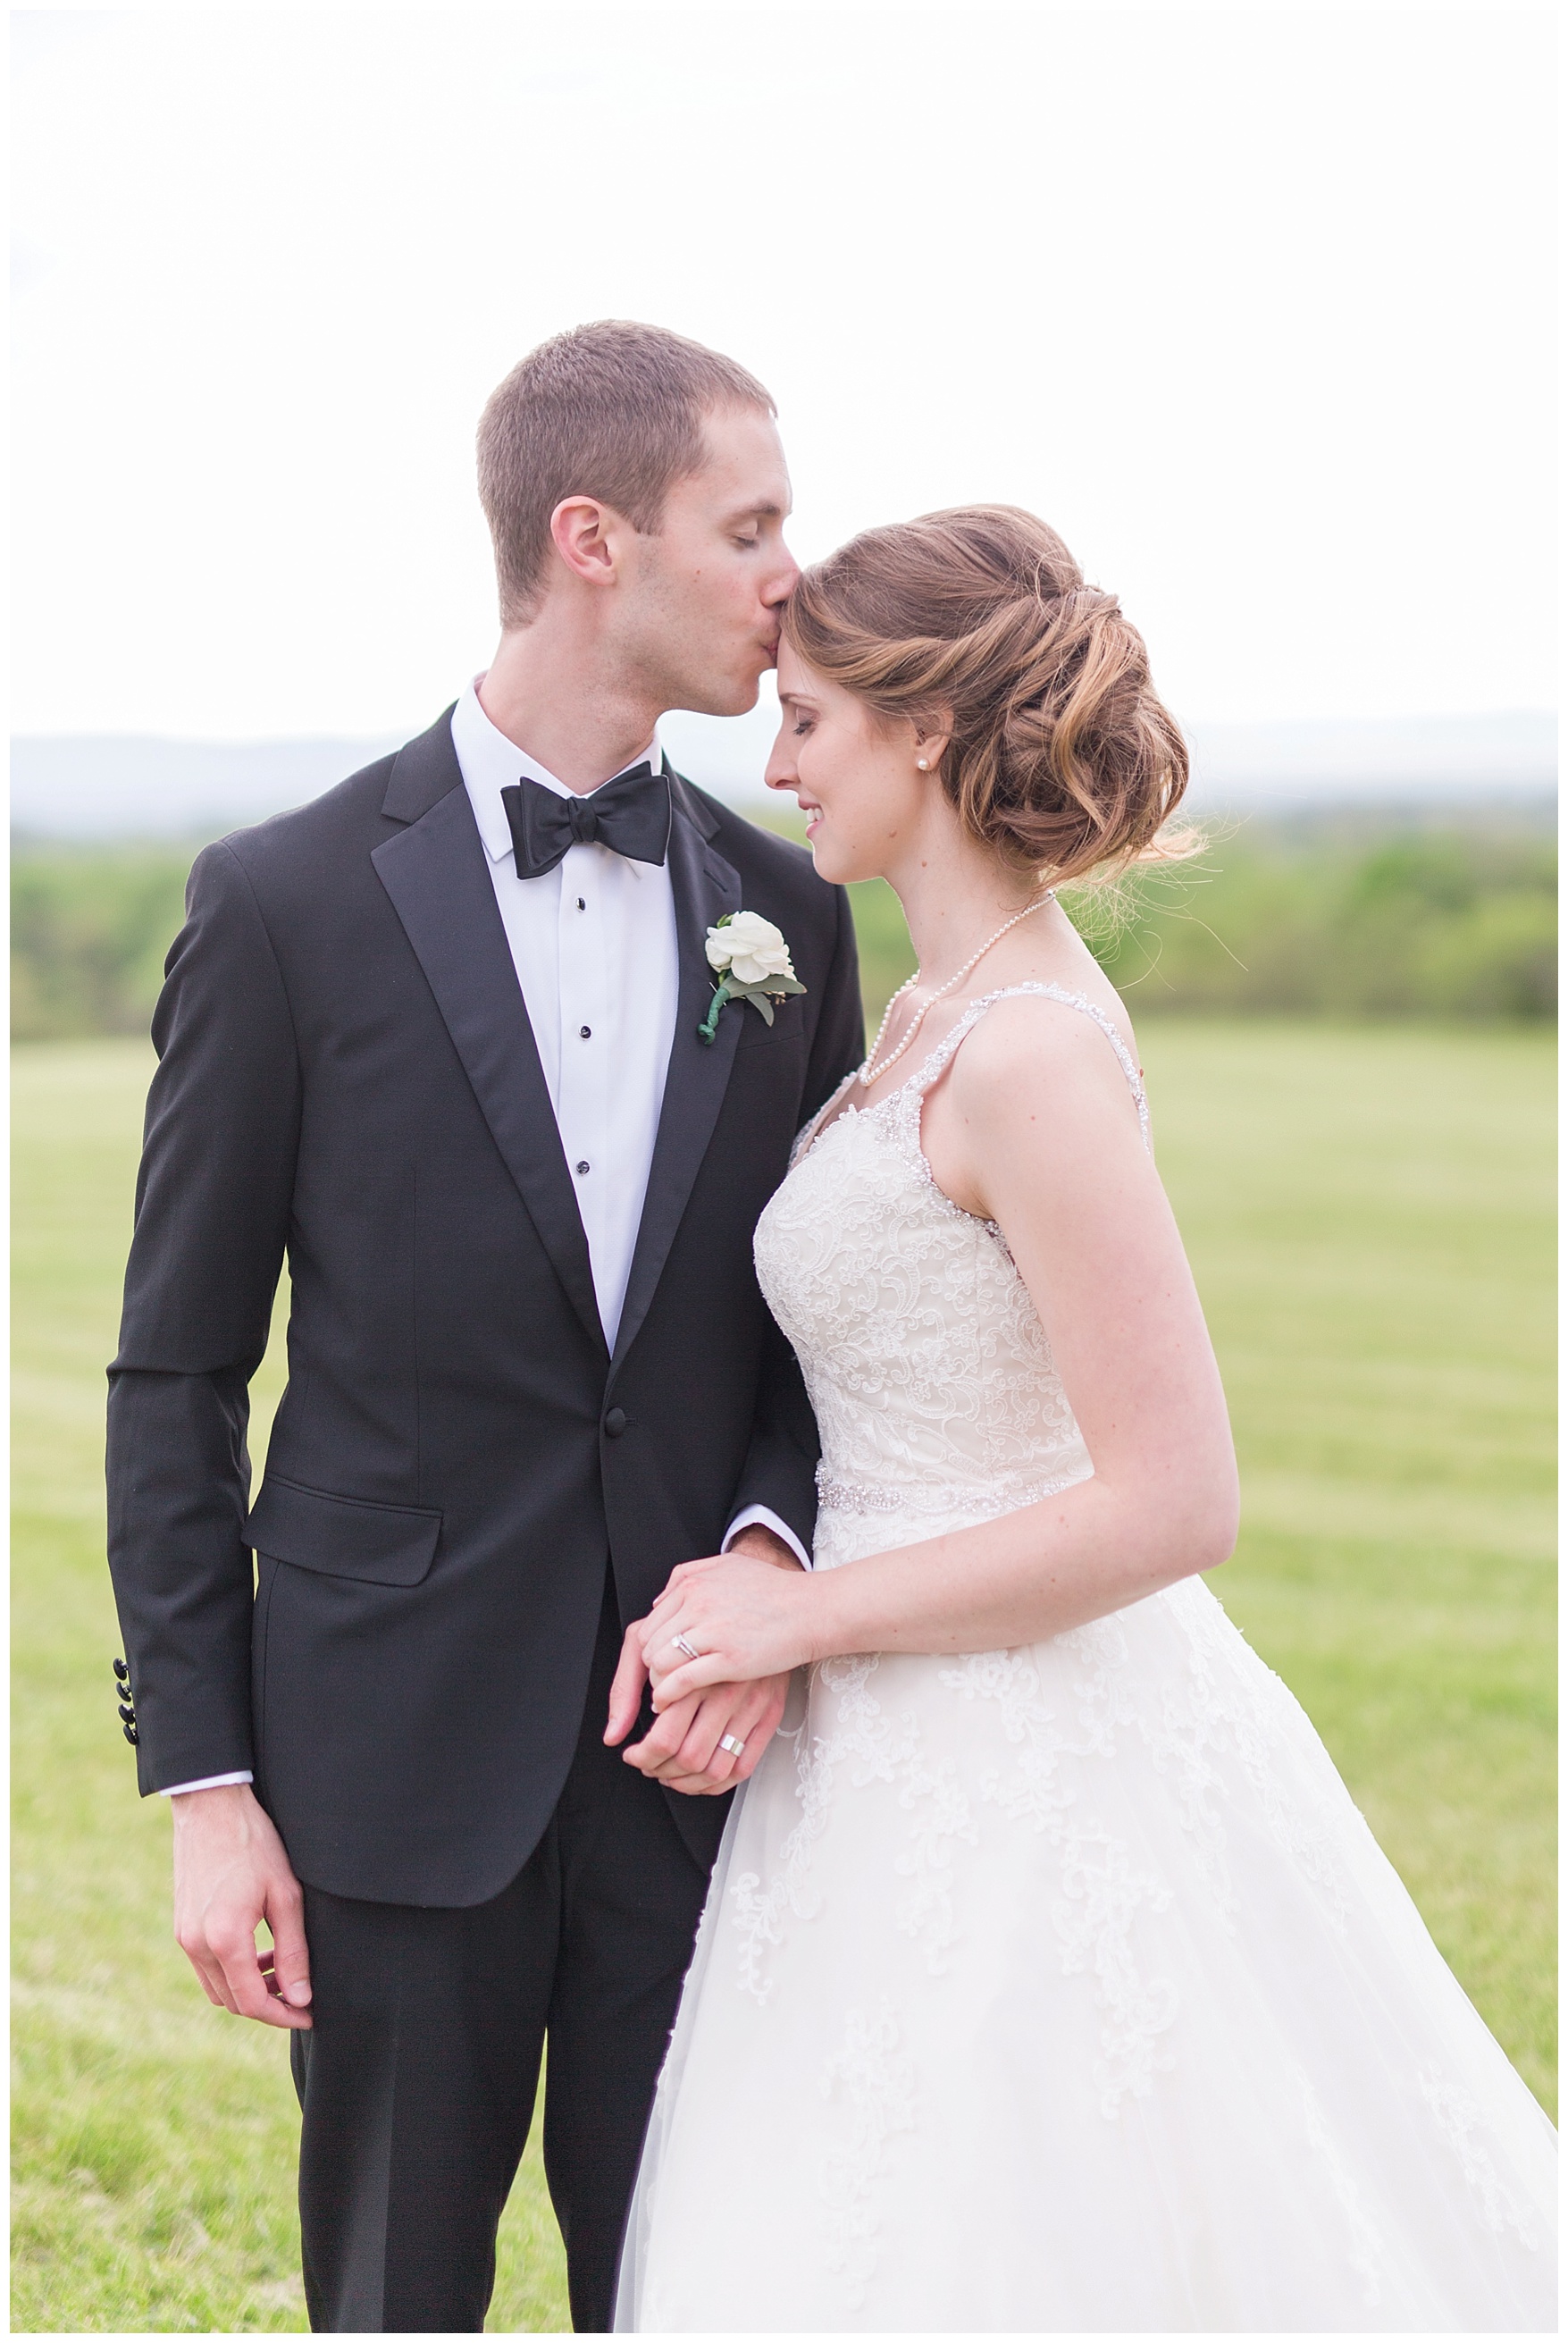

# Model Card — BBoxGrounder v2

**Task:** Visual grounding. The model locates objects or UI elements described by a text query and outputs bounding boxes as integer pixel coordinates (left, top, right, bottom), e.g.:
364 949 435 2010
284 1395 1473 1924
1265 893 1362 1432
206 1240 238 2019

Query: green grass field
12 1024 1555 2332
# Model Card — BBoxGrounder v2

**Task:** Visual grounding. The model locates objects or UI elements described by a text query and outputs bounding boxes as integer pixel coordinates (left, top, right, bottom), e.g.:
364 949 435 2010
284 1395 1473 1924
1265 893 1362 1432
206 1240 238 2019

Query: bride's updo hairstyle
783 505 1191 888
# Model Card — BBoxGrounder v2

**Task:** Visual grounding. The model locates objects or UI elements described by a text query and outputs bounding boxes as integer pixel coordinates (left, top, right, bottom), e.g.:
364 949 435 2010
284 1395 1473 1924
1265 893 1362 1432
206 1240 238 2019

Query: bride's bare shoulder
946 976 1143 1134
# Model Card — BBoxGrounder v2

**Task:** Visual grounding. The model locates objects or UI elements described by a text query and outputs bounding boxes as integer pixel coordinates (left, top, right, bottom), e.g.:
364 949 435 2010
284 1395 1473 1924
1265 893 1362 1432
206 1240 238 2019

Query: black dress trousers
290 1578 711 2333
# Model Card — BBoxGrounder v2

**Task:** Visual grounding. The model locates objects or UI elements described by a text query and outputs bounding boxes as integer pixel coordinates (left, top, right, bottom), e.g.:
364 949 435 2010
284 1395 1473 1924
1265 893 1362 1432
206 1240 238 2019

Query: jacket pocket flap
734 994 809 1049
245 1476 442 1587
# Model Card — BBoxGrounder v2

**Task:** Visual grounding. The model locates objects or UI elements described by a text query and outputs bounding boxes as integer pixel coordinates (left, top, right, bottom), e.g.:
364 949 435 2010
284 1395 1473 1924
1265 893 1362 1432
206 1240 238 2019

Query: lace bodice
754 985 1148 1563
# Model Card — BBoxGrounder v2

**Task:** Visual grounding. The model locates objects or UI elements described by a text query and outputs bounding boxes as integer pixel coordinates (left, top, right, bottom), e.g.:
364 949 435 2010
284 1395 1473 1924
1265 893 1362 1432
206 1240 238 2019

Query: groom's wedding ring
673 1632 702 1662
718 1734 747 1758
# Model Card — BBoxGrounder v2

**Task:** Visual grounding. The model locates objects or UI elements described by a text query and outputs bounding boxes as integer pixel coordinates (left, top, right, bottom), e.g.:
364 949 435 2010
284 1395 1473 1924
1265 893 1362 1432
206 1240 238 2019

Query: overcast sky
11 3 1555 744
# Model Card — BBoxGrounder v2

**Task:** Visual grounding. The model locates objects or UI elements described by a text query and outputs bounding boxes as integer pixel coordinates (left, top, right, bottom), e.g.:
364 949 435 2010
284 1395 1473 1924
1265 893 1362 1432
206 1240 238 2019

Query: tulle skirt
616 1566 1555 2331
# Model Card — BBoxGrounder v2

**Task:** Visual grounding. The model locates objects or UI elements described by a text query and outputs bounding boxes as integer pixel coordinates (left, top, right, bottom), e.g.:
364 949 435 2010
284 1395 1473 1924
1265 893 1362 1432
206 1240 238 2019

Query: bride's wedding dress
616 986 1555 2332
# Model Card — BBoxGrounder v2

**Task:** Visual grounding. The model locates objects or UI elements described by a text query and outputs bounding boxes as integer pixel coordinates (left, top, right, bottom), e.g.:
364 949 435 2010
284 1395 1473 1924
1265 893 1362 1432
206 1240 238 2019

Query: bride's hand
636 1553 818 1708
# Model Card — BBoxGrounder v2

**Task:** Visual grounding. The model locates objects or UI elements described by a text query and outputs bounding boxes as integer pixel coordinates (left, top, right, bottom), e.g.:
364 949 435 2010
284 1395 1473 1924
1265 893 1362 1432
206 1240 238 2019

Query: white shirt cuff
161 1770 255 1796
723 1505 812 1572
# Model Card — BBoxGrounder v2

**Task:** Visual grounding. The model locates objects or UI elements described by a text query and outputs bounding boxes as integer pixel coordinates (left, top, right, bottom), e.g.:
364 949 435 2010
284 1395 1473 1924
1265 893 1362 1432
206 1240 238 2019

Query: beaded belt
816 1471 1076 1517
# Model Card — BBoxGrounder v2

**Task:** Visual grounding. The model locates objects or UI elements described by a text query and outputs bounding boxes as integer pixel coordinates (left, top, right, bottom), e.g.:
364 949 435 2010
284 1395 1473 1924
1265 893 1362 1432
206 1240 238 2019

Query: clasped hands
604 1526 818 1795
171 1530 821 2030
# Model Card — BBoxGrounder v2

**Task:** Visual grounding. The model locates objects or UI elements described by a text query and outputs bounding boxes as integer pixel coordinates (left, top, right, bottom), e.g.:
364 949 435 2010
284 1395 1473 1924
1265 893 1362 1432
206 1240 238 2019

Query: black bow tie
501 763 672 881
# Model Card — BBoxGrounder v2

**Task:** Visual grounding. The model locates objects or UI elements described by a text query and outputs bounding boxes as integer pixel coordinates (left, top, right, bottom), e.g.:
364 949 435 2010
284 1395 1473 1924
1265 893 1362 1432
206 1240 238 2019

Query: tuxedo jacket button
603 1408 627 1439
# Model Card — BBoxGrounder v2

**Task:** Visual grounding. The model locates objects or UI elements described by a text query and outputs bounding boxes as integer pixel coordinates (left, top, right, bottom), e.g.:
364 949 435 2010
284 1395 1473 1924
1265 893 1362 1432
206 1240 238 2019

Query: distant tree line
13 846 195 1041
10 810 1556 1044
1084 815 1555 1020
849 810 1555 1029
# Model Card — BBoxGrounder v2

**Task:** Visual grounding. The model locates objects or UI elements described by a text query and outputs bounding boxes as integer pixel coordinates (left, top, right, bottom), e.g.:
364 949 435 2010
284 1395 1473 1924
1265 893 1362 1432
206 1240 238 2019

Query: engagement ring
673 1633 701 1662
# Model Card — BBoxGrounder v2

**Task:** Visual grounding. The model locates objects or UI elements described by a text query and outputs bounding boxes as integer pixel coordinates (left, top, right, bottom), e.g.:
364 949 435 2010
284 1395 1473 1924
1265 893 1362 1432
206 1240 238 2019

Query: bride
608 506 1556 2331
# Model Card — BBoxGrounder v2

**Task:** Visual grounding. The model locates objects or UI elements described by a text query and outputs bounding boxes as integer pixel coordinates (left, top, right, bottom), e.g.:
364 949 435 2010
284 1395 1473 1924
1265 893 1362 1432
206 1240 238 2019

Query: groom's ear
547 493 635 591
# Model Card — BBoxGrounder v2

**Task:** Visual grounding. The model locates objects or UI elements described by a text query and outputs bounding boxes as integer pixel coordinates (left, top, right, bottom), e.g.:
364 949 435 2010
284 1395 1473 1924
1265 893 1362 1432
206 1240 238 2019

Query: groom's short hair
478 321 776 625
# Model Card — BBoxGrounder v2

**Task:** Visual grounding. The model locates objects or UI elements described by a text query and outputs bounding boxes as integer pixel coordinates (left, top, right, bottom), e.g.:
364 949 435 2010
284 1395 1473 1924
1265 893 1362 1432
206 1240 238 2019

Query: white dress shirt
164 681 805 1795
452 677 680 1350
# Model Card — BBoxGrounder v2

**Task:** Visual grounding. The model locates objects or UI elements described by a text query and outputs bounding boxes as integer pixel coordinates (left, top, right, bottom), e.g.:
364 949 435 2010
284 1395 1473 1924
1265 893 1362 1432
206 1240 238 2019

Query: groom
105 321 863 2332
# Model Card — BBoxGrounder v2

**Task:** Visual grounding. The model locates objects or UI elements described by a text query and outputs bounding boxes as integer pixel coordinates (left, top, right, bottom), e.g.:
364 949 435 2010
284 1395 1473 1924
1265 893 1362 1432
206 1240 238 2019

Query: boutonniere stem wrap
698 911 806 1043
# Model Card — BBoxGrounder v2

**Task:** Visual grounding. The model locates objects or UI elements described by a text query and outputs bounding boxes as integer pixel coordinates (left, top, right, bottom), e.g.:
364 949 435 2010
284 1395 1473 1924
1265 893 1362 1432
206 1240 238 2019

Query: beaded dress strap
909 983 1150 1148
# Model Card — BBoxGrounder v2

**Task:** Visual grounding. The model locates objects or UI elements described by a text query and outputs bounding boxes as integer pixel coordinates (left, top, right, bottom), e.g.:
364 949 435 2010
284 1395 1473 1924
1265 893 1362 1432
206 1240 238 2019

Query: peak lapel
372 778 608 1365
610 791 742 1373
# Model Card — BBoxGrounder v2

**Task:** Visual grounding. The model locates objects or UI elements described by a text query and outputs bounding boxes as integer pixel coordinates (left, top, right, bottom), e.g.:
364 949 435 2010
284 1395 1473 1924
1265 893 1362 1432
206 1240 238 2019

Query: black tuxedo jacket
105 710 863 1905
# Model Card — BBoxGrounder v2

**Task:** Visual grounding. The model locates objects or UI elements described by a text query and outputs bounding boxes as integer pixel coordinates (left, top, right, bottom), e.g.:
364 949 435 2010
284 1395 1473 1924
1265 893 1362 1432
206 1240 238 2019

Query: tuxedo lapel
372 731 608 1364
610 777 742 1374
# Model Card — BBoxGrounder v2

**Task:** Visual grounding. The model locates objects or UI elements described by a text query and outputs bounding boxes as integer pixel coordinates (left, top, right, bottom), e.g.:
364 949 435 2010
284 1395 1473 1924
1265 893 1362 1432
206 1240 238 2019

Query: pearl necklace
858 889 1057 1089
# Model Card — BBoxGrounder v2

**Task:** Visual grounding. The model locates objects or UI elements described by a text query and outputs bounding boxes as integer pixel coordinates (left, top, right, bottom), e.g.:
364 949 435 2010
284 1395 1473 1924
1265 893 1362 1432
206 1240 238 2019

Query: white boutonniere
697 911 807 1044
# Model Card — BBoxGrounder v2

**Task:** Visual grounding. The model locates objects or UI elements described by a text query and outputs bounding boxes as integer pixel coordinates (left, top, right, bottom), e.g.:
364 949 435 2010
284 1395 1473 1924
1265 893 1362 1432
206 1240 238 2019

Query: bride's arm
636 996 1238 1705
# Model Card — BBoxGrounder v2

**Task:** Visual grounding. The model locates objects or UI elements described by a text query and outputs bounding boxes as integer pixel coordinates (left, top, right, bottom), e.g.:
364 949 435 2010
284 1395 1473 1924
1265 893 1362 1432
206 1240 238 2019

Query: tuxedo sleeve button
603 1408 627 1439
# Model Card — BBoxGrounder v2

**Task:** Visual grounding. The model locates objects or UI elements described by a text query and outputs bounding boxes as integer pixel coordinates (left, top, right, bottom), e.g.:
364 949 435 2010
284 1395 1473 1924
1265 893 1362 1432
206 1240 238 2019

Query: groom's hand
606 1526 800 1794
613 1675 792 1795
172 1782 313 2028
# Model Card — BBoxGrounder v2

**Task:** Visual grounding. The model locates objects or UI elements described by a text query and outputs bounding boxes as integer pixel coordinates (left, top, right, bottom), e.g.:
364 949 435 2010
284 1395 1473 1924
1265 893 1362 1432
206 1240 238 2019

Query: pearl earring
916 757 930 771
